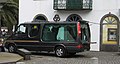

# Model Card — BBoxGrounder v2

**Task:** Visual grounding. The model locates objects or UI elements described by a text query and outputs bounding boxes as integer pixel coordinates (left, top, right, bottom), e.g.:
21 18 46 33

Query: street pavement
18 51 120 64
0 51 120 64
0 52 23 64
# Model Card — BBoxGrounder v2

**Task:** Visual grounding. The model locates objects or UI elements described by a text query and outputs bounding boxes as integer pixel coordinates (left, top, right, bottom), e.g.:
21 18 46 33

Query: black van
5 21 90 57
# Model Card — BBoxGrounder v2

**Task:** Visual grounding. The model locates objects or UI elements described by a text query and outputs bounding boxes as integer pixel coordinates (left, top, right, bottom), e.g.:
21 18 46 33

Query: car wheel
55 46 67 57
8 44 17 53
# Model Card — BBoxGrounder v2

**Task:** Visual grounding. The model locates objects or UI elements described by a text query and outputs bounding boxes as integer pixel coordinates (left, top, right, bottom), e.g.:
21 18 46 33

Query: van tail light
77 22 81 36
76 44 83 49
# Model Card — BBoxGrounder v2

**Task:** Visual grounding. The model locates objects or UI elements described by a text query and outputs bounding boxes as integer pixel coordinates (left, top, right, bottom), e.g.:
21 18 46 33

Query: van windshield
42 23 77 42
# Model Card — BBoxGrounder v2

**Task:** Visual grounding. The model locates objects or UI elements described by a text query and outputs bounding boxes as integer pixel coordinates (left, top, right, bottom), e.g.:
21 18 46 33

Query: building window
33 14 48 22
66 14 82 22
58 0 66 9
54 0 92 10
102 16 117 24
83 0 92 9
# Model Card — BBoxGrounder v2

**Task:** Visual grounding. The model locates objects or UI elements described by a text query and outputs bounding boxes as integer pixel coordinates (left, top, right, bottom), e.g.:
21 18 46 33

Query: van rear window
81 23 90 43
42 23 77 42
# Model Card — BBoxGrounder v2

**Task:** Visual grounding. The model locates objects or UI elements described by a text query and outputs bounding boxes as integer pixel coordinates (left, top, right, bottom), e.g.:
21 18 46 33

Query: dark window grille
54 0 92 10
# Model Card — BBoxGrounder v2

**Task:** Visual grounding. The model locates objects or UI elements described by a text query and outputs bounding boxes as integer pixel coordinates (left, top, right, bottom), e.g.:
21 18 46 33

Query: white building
19 0 120 51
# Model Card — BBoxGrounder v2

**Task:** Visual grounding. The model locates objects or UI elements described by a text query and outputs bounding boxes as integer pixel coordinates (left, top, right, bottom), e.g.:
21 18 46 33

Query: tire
55 46 67 57
8 44 17 53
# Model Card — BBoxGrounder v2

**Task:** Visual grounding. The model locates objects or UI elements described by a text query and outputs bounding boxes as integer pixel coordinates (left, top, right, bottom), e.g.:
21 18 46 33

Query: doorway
100 12 119 52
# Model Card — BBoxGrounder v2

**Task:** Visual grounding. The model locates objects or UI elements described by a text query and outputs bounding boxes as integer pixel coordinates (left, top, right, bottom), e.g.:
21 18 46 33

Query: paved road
17 51 120 64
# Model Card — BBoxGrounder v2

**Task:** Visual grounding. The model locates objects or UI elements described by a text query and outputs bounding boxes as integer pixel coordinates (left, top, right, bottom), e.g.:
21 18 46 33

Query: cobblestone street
17 51 120 64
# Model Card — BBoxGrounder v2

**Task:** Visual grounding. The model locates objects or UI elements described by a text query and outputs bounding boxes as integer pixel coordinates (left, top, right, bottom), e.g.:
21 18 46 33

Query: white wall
19 0 120 51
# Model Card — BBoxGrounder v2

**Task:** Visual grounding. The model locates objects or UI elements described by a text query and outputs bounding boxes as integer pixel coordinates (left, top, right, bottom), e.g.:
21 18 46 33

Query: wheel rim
9 45 15 52
56 48 63 56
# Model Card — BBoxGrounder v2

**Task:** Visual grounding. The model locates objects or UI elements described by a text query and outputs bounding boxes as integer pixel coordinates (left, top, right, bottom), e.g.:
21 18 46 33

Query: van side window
42 25 56 41
42 24 77 42
16 25 26 34
28 25 40 38
57 26 76 42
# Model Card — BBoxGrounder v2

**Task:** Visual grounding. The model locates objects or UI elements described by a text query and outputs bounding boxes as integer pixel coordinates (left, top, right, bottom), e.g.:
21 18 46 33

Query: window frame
108 28 117 41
